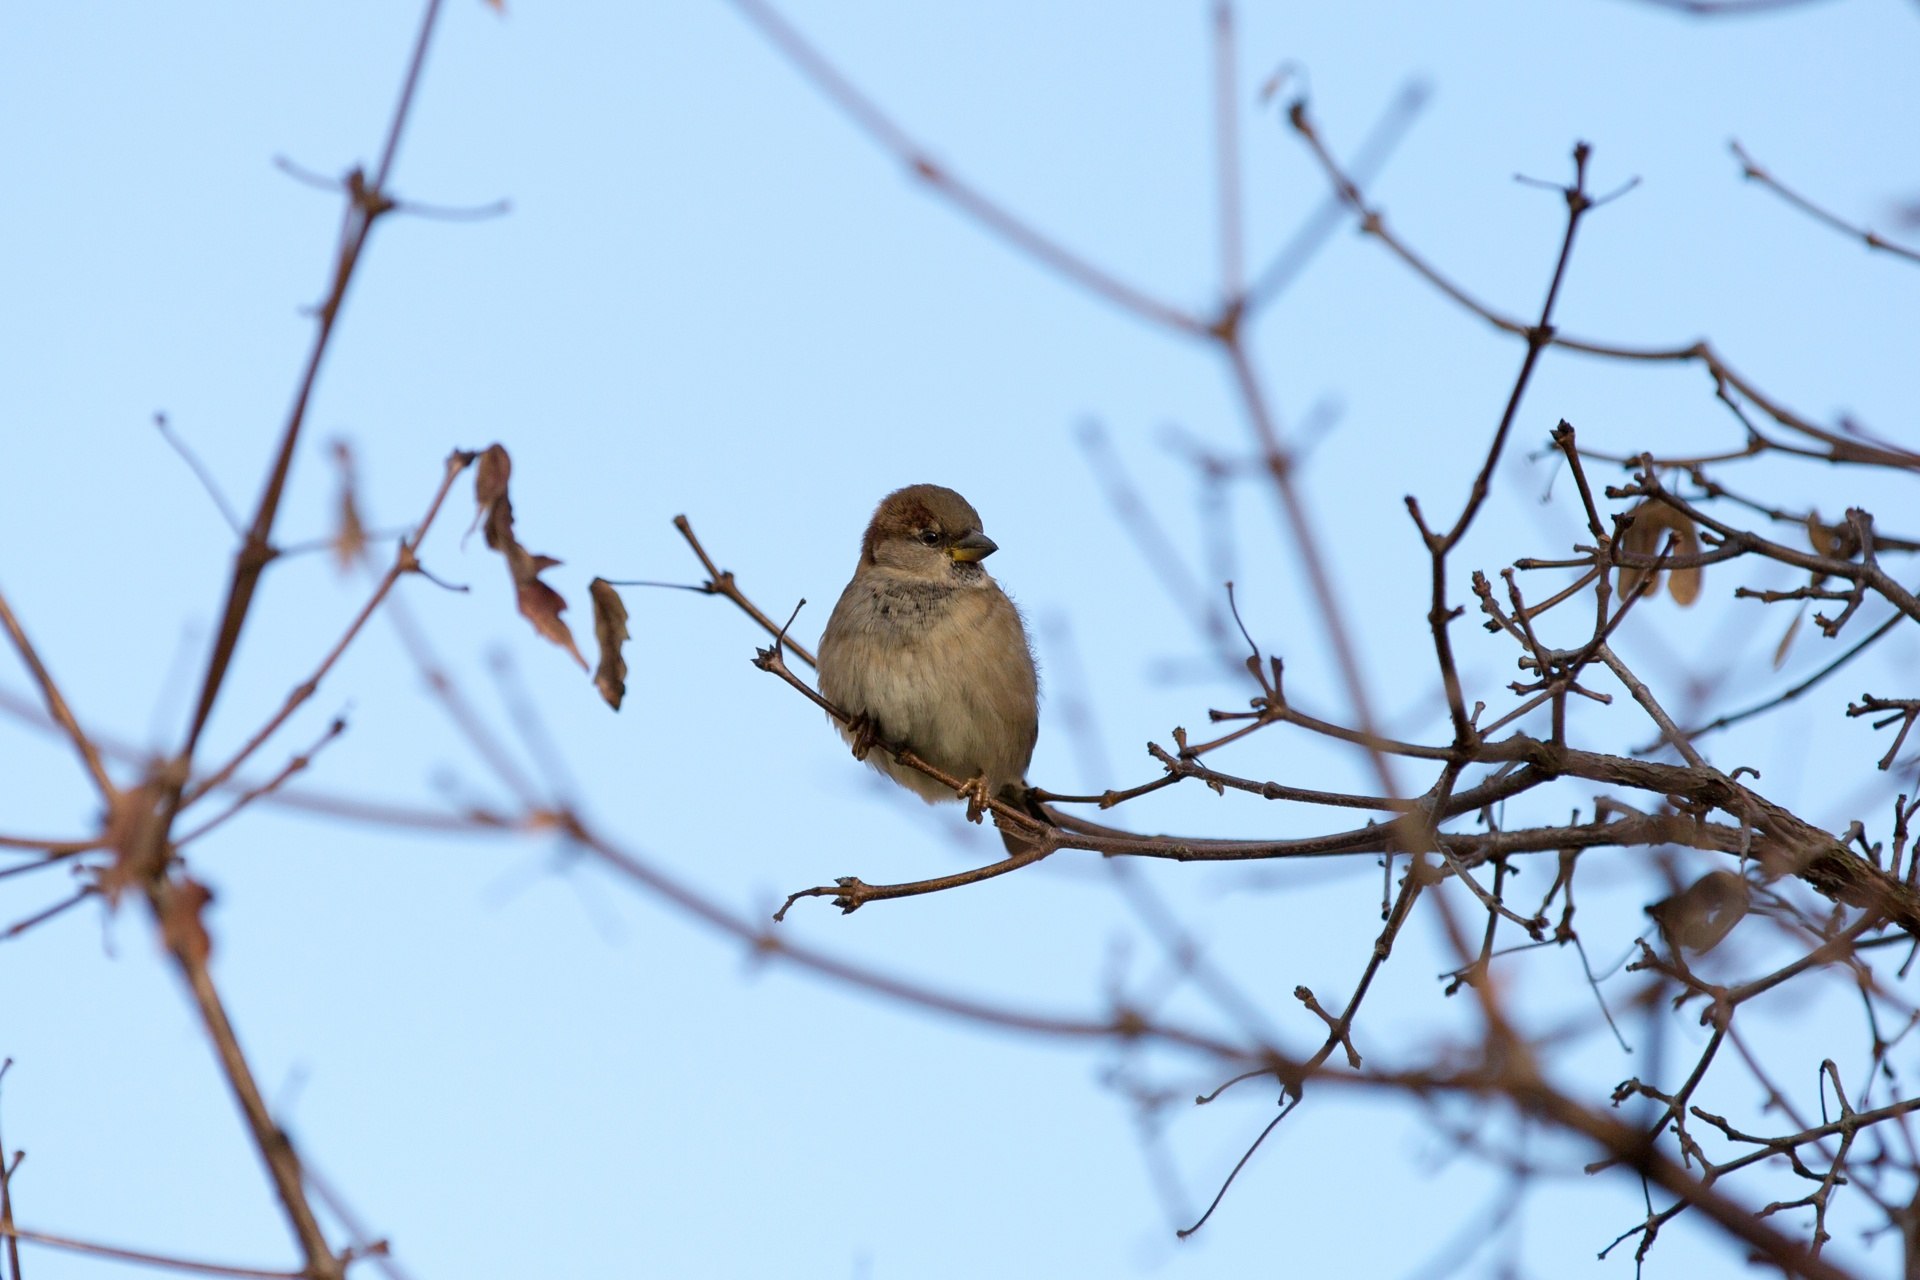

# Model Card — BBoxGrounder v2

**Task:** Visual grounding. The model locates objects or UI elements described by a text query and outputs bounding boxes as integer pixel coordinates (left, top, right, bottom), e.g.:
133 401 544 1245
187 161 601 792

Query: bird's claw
847 713 879 762
957 774 992 824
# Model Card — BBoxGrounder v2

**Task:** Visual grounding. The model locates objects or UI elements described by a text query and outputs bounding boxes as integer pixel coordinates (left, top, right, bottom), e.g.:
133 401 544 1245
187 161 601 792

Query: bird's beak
949 530 998 562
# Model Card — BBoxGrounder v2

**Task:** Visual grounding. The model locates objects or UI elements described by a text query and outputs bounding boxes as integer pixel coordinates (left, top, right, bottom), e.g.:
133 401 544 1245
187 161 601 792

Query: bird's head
860 484 998 581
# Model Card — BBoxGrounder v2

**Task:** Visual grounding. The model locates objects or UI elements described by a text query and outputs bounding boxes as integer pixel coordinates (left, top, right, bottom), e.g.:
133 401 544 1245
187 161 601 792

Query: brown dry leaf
160 877 215 968
1772 607 1805 669
589 578 630 710
1647 869 1749 954
468 442 512 546
1806 509 1842 559
1771 510 1840 668
334 491 367 570
1617 502 1701 606
513 550 587 669
471 444 587 670
1802 511 1836 592
496 529 587 670
330 441 367 572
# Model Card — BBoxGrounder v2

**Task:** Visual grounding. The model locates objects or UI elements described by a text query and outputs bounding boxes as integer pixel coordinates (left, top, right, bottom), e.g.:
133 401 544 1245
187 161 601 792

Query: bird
816 484 1041 843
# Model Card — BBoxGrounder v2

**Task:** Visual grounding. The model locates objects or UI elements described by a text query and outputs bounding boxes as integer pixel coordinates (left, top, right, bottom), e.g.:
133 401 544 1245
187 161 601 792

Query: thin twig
1732 139 1920 267
1286 100 1920 472
182 448 474 808
0 1222 323 1279
0 586 115 800
724 0 1205 335
673 515 819 670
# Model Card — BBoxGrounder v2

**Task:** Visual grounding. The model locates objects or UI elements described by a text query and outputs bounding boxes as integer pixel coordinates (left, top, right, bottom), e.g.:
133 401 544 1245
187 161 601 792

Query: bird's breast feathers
819 573 1038 796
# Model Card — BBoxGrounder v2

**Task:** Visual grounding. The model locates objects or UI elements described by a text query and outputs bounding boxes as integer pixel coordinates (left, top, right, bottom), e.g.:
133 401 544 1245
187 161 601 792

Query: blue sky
2 2 1916 1277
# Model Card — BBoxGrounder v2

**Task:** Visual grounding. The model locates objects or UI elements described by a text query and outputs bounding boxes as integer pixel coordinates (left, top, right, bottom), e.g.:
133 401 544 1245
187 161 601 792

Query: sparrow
816 485 1040 839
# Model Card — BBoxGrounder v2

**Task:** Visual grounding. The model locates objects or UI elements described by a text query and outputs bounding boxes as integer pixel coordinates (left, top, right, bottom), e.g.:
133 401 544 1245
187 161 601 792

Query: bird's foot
847 713 879 762
957 773 992 824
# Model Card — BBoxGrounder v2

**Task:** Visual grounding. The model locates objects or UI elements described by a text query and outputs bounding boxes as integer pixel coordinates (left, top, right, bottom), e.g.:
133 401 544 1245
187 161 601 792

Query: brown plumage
817 485 1040 825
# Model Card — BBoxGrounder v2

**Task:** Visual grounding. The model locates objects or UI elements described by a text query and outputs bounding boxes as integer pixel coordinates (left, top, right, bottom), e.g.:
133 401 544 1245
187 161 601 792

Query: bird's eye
919 529 941 546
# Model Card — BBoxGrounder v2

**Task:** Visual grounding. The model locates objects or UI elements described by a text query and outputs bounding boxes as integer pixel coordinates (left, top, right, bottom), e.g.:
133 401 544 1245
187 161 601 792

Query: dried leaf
514 560 586 668
1806 509 1842 559
160 877 216 967
1772 606 1805 670
1668 565 1701 607
589 578 630 710
1647 870 1748 954
499 538 585 669
468 442 512 547
470 445 586 669
1617 502 1701 607
330 441 366 572
334 492 366 569
1776 511 1836 661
